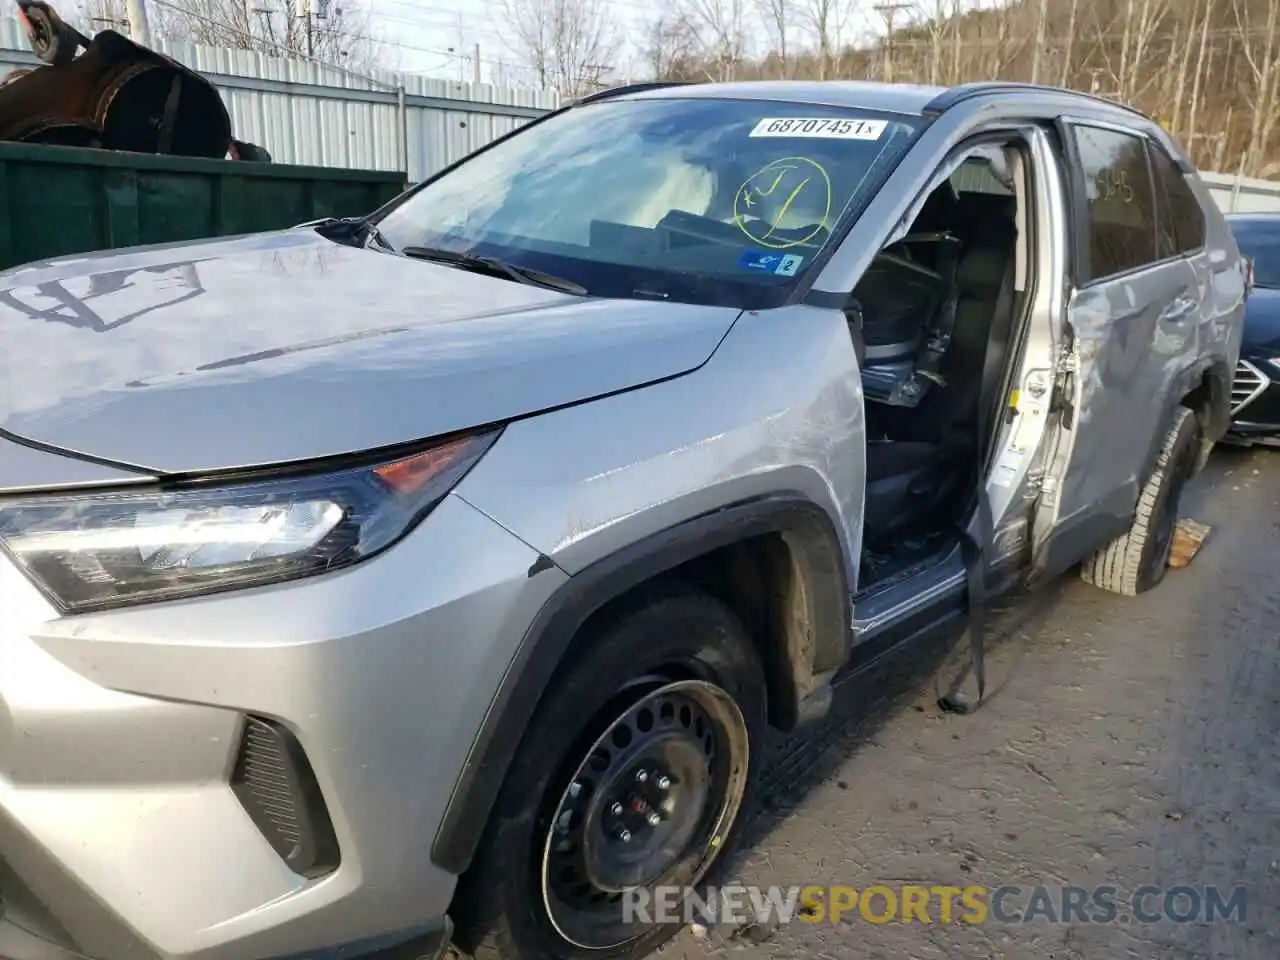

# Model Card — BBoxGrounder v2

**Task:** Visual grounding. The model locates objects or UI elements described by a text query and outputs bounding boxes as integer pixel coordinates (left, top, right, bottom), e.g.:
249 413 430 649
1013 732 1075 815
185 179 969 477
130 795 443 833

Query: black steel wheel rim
540 678 750 950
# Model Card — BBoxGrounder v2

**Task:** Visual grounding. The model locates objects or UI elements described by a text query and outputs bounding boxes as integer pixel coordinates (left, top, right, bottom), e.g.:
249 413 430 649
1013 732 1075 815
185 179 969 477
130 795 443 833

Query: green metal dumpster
0 141 406 272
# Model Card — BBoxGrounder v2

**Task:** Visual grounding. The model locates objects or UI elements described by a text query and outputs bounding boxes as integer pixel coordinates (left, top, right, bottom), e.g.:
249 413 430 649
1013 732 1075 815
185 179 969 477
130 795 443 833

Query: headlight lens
1265 356 1280 376
0 430 499 613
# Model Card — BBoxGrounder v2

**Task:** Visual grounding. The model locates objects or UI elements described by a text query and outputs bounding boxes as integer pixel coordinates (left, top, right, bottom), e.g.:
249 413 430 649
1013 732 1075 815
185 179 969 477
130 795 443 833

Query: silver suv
0 80 1246 960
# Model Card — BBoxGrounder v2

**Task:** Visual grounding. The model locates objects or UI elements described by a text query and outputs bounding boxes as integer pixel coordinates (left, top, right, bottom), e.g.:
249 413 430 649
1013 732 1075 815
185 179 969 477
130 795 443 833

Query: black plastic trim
923 82 1150 123
802 289 849 309
269 917 453 960
0 428 157 477
231 716 340 879
1051 117 1090 288
430 493 852 876
574 81 697 104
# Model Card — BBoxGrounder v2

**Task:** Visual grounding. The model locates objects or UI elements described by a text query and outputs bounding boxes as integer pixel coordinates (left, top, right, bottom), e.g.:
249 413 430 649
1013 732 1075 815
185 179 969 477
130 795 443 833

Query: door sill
852 538 965 644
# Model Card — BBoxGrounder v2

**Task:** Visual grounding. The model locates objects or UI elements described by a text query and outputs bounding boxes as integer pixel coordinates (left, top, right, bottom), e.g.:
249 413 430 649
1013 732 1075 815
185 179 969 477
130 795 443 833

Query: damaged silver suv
0 80 1245 960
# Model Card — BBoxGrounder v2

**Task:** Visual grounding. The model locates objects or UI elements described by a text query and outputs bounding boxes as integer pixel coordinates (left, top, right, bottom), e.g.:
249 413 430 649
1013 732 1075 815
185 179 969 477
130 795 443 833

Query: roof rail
923 82 1149 120
573 81 697 105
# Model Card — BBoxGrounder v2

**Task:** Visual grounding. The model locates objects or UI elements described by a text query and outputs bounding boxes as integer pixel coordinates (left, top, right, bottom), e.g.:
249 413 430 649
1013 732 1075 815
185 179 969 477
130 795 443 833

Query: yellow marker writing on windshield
733 156 833 250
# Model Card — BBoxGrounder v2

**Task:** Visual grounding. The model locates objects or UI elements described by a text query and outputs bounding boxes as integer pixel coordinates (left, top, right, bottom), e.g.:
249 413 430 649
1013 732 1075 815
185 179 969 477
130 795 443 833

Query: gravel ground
665 445 1280 960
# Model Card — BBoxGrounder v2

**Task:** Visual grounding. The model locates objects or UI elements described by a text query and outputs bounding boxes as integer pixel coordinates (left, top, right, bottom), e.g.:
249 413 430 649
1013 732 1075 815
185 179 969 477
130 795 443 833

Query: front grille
231 716 339 878
1230 359 1268 416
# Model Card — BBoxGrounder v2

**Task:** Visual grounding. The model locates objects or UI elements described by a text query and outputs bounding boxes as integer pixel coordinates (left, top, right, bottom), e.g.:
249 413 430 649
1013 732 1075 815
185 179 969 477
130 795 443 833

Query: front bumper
0 492 564 960
1225 357 1280 445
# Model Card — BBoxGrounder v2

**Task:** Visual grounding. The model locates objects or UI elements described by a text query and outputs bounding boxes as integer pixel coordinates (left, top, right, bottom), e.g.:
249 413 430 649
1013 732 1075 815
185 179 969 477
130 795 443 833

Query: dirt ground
666 445 1280 960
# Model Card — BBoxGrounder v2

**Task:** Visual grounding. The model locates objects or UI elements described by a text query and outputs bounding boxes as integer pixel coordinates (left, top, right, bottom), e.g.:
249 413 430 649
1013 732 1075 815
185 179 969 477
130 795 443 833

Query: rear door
1031 118 1202 578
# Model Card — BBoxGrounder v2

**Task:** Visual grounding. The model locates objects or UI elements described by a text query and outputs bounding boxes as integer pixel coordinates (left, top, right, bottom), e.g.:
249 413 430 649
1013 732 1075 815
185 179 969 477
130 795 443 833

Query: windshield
1232 220 1280 288
373 97 925 308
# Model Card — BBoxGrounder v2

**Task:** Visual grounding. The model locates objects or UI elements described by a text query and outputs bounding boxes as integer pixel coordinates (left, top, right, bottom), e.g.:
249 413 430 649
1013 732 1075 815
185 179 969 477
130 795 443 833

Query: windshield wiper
400 245 588 296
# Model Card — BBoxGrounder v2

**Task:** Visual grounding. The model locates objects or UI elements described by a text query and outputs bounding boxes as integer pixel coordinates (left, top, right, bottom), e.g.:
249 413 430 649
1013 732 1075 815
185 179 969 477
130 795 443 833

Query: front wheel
452 588 766 960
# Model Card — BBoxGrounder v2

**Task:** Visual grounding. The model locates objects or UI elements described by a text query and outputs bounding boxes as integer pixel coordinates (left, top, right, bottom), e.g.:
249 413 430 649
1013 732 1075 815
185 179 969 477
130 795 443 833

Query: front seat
861 193 1018 546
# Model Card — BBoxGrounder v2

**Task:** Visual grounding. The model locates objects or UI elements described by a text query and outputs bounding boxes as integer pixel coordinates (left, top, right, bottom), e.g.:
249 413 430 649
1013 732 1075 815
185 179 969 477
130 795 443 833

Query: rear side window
1148 143 1206 257
1069 124 1159 282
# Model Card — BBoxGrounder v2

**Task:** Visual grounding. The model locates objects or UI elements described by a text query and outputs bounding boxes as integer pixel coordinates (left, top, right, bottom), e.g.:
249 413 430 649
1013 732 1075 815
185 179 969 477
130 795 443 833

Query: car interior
849 145 1032 590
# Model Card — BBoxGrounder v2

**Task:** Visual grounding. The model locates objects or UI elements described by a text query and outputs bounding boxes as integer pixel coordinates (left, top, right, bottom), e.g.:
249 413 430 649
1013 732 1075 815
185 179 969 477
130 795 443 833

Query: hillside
644 0 1280 178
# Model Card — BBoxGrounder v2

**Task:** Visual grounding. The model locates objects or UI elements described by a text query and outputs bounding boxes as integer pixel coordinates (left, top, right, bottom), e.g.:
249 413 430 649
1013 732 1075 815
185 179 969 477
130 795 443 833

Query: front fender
429 493 852 876
436 306 866 875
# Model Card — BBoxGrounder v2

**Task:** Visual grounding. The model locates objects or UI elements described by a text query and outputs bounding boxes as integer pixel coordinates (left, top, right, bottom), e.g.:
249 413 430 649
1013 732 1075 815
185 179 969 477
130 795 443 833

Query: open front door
964 124 1075 587
1026 119 1090 582
1025 295 1087 581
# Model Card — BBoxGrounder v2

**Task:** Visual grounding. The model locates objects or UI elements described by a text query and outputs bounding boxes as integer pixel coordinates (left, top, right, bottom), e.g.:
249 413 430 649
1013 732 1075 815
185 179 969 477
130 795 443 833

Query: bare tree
984 3 1030 80
1232 0 1280 176
1120 0 1171 101
87 0 388 70
948 0 965 82
633 0 1280 176
1029 0 1048 82
71 0 195 38
914 0 957 85
803 0 844 79
1184 0 1214 156
677 0 749 80
756 0 794 77
642 13 703 80
499 0 621 96
1059 0 1080 85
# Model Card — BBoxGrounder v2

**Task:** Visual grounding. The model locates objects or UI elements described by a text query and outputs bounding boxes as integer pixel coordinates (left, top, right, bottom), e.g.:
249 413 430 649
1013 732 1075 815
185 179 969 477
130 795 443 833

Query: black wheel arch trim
1130 355 1231 493
431 492 852 877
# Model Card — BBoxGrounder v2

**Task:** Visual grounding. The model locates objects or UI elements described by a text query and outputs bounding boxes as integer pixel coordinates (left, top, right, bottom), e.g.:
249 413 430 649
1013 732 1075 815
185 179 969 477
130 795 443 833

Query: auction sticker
738 250 805 276
748 117 887 140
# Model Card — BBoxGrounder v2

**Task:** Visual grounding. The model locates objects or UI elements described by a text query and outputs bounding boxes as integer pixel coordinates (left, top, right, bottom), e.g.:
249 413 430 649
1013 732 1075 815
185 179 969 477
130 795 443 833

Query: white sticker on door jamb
991 461 1019 488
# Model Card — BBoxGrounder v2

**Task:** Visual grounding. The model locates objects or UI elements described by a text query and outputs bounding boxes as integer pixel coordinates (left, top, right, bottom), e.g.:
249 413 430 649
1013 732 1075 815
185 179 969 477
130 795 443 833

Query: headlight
1266 356 1280 376
0 430 499 614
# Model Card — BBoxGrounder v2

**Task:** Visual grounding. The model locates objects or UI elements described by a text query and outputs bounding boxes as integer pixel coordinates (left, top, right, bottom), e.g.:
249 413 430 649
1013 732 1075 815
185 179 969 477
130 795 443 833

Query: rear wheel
1081 406 1199 596
452 588 765 960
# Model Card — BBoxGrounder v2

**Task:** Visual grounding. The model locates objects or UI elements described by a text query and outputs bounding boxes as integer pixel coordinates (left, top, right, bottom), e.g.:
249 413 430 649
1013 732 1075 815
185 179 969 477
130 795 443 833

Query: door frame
1030 115 1192 580
850 123 1059 636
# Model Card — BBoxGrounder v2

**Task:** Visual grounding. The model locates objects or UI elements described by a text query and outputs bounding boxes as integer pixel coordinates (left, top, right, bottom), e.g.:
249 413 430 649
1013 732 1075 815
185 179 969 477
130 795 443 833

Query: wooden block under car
1168 519 1212 569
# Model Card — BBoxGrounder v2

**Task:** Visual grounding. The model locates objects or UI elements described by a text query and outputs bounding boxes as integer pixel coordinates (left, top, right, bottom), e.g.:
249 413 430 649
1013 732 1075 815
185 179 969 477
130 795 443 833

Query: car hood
1243 286 1280 354
0 229 741 474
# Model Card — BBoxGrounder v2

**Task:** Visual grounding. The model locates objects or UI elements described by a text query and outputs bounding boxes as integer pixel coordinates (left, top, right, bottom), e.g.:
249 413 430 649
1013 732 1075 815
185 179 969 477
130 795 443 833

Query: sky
49 0 898 92
362 0 890 90
364 0 670 87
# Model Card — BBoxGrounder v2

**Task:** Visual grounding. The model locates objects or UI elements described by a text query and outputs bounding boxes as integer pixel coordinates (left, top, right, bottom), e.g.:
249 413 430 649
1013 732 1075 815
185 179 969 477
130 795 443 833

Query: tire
452 587 767 960
1080 406 1199 596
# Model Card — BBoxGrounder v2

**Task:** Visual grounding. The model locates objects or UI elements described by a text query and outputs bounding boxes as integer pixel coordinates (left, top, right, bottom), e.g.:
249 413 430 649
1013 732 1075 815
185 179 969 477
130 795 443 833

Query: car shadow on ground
710 447 1252 931
736 573 1078 877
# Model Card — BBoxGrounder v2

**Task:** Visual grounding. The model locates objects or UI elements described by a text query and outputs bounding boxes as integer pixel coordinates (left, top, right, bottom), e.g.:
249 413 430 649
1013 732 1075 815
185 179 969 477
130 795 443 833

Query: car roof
597 80 1150 125
611 80 950 117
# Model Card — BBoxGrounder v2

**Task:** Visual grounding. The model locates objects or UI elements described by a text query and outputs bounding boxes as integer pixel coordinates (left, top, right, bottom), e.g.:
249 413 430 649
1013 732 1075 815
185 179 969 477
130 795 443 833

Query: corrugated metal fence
0 17 558 183
1201 172 1280 214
